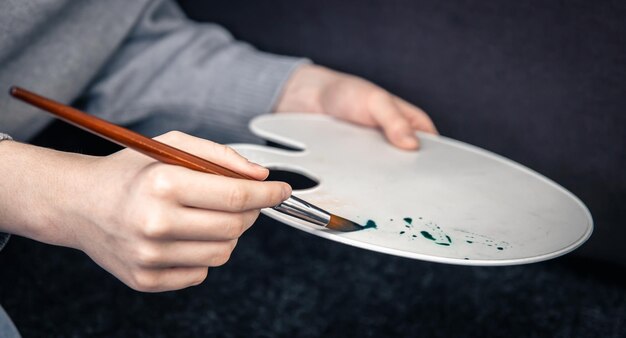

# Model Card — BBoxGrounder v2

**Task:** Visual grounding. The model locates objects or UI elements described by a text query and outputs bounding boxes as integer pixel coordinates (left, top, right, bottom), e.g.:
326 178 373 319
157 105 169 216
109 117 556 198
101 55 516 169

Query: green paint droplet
446 235 452 243
403 217 412 224
437 243 450 246
412 235 417 238
399 231 405 235
464 257 469 260
420 231 435 241
360 220 377 230
466 240 473 244
497 247 504 250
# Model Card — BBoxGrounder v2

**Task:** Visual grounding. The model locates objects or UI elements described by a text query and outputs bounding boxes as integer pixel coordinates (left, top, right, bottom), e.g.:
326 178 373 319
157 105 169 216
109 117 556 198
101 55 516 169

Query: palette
229 114 593 266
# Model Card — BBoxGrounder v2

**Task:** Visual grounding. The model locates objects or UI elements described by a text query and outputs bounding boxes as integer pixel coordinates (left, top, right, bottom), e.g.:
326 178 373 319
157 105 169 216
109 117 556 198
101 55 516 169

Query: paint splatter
420 231 435 241
419 220 453 246
418 230 452 246
360 220 377 230
404 217 413 224
459 230 510 251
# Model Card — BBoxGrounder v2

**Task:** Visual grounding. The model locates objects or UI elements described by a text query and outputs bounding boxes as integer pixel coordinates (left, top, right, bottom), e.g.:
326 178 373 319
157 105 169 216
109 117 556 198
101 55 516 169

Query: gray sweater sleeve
81 0 308 144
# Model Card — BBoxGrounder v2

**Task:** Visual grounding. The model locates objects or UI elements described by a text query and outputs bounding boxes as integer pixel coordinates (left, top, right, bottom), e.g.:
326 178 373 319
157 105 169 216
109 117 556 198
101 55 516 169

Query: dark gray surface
1 1 624 336
179 0 626 266
1 216 625 337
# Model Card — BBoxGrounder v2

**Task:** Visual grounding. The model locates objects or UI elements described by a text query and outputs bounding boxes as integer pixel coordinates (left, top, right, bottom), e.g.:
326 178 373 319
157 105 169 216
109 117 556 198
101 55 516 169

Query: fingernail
282 184 292 199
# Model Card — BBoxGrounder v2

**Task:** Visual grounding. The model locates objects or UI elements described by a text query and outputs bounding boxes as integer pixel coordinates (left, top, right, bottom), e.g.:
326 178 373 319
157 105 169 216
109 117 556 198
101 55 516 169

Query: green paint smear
360 220 377 230
403 217 413 224
421 231 452 246
399 231 405 235
466 240 473 244
497 247 504 250
421 231 436 241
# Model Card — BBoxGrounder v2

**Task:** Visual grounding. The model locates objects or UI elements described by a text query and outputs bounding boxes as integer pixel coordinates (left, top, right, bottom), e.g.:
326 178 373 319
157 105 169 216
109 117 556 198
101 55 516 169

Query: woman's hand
0 132 290 292
275 64 438 150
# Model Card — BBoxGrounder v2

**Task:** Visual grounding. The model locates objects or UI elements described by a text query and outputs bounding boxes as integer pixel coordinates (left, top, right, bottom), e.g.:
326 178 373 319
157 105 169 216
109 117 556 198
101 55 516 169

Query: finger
154 131 270 180
148 208 259 241
130 266 208 292
158 166 291 211
368 92 420 150
394 97 438 134
137 240 238 268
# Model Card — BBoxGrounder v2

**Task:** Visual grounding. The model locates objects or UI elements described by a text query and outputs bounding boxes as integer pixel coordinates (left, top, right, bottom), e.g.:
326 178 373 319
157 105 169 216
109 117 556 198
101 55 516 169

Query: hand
0 132 291 292
275 64 438 150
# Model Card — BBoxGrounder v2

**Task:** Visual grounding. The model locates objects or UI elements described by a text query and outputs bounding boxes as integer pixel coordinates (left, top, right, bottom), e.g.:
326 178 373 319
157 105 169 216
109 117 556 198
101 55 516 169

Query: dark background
178 0 626 266
1 0 625 337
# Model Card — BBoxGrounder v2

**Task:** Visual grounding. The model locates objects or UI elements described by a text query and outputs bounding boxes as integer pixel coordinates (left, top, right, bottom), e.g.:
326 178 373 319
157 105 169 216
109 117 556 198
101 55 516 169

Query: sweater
0 0 305 251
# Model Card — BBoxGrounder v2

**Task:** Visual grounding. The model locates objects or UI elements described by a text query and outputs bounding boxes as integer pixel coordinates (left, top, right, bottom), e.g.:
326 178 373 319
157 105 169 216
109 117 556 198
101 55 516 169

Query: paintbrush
10 86 362 232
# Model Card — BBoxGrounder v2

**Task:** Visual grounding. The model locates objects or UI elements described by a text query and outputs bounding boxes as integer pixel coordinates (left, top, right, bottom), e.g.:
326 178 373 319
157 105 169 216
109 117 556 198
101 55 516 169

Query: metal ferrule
273 195 331 227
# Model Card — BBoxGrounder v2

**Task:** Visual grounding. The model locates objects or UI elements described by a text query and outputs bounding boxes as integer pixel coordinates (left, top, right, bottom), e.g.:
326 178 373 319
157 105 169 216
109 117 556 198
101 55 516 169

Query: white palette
229 114 593 266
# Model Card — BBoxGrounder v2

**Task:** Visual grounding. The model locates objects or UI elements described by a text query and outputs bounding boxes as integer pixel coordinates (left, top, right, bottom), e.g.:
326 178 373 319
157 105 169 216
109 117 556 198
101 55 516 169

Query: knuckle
130 269 160 292
225 217 245 239
229 239 239 251
366 89 391 106
158 130 184 143
220 145 239 159
143 166 176 198
142 217 169 239
227 186 250 211
242 210 259 231
192 268 209 286
211 248 232 267
135 244 162 267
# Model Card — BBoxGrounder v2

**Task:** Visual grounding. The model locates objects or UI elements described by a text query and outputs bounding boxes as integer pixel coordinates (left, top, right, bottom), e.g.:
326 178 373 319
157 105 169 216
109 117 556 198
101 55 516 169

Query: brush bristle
327 214 363 232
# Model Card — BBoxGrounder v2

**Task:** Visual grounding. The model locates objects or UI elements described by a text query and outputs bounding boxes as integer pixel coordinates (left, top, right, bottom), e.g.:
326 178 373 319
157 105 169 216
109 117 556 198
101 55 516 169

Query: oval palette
229 114 593 266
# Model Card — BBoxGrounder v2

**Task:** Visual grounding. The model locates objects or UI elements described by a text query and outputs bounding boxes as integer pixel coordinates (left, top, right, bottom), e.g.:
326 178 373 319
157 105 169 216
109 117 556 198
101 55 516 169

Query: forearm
0 141 95 248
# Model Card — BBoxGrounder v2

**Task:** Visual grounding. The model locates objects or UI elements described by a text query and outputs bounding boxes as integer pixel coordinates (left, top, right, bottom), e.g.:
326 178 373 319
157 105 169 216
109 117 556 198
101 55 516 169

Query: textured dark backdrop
1 0 625 337
178 0 626 265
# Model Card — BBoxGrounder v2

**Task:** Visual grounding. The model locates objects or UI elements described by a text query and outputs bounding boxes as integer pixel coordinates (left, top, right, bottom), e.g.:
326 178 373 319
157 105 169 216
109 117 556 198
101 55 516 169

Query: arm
80 0 436 148
81 0 307 144
0 133 290 292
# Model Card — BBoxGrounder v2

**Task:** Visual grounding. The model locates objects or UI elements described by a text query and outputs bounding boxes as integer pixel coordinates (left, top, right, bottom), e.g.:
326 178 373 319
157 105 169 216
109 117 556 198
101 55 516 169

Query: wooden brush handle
10 86 254 180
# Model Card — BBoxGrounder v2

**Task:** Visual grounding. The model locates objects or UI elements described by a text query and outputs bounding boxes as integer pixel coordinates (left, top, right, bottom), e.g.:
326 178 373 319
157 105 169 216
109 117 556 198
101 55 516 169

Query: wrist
0 141 97 248
274 64 336 114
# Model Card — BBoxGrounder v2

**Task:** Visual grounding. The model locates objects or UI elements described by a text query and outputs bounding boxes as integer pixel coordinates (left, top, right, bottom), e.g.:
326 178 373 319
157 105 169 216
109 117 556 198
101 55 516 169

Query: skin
276 64 438 149
0 64 436 292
